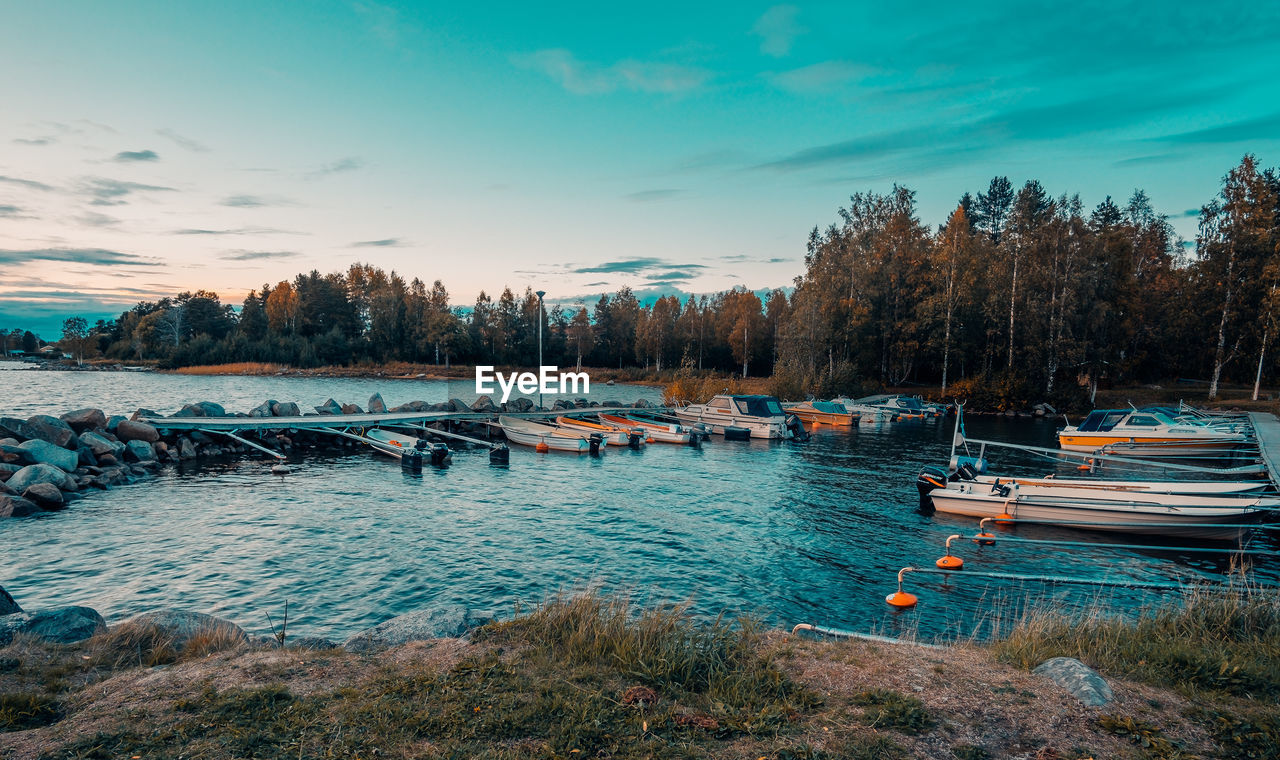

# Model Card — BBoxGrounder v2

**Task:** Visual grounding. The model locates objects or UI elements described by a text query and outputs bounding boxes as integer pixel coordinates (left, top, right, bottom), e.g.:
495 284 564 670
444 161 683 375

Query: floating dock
1248 411 1280 489
136 406 670 431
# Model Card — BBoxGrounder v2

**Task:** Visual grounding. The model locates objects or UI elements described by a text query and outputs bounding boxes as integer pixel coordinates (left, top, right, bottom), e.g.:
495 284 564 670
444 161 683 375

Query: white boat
598 412 693 444
496 416 590 452
365 428 451 465
554 416 643 446
849 394 942 420
965 473 1267 496
832 397 897 423
673 394 792 439
917 477 1266 540
1058 409 1249 454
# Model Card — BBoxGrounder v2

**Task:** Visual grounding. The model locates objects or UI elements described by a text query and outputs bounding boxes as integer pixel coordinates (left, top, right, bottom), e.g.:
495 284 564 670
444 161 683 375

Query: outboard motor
915 465 950 512
686 429 701 448
627 430 644 449
695 424 712 442
429 442 451 466
489 445 510 465
588 433 604 455
785 414 809 442
401 449 424 472
989 479 1011 498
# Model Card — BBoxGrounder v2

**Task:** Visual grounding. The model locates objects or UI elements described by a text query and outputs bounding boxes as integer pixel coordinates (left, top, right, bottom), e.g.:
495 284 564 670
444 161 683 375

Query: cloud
156 128 208 152
112 149 159 162
349 238 403 247
1153 112 1280 144
220 194 294 208
1113 153 1182 167
172 226 299 235
75 212 120 228
0 247 160 268
769 61 871 94
645 271 698 281
219 250 300 261
625 189 680 202
514 49 711 95
308 156 364 179
13 137 53 146
1180 209 1201 218
751 5 803 57
572 258 708 275
79 177 175 205
0 175 55 192
0 205 26 219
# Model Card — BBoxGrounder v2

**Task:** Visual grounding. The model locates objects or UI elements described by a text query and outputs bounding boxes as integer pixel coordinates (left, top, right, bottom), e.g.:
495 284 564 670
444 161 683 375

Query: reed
172 362 286 375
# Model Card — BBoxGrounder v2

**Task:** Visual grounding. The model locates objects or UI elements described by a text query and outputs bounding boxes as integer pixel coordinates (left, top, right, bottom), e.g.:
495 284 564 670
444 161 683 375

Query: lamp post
536 290 546 409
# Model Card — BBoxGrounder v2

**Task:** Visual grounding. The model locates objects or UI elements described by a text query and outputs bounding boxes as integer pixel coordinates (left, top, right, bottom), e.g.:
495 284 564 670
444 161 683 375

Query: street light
536 290 546 409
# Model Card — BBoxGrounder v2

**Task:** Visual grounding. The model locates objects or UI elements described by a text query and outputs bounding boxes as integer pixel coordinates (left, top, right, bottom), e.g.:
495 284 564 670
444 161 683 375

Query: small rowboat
554 416 645 446
496 416 590 452
782 401 861 426
967 474 1268 495
365 428 451 466
599 413 693 444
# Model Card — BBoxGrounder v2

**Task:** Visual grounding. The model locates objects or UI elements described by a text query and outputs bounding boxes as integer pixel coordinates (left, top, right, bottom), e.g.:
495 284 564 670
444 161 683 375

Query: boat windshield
1077 410 1128 432
1123 415 1162 427
733 396 785 417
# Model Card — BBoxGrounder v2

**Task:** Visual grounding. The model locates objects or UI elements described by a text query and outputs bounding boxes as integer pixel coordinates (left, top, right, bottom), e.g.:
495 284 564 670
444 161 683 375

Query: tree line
32 154 1280 405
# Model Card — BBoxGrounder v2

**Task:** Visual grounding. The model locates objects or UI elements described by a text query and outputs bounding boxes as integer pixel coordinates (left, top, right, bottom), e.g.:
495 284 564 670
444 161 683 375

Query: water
2 364 1276 642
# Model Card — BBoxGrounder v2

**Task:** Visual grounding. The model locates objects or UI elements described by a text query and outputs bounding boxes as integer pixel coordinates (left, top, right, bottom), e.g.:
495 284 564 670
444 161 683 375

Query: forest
13 154 1280 408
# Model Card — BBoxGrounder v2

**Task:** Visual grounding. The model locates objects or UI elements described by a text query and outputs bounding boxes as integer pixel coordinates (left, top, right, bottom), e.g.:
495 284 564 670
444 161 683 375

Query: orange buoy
936 554 964 570
885 590 918 607
973 532 996 546
535 442 549 453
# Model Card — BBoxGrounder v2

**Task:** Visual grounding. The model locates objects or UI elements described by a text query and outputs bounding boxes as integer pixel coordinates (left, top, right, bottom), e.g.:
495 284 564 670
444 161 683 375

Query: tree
265 281 299 334
21 331 37 353
973 176 1014 243
566 307 593 370
61 317 90 365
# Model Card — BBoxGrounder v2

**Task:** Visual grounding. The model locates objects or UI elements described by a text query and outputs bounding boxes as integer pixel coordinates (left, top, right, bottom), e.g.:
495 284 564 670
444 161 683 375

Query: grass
88 620 245 669
172 362 287 375
849 690 935 735
0 692 61 731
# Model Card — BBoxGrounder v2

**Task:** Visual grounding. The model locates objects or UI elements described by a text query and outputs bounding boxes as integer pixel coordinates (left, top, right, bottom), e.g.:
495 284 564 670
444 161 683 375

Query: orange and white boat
598 413 693 444
555 416 645 446
782 400 860 426
1058 409 1249 454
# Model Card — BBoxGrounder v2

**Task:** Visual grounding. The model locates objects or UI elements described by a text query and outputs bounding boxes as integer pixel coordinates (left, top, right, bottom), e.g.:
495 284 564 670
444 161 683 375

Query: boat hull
971 475 1268 495
598 413 691 444
1059 433 1248 453
673 409 786 439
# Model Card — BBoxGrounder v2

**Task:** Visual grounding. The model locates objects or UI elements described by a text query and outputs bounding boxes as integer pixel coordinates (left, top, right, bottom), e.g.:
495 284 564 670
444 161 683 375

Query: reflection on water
1 369 1274 641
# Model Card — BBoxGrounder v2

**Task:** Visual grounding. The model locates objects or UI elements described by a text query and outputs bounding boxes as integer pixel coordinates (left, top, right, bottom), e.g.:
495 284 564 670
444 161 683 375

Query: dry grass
663 371 745 405
172 362 287 375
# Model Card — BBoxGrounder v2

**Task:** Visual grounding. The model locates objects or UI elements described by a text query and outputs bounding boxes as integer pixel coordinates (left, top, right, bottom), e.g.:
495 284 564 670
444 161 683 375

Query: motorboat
365 428 451 466
782 400 861 426
961 472 1267 496
848 394 943 420
673 394 798 439
554 415 646 447
598 412 693 444
832 397 897 423
1058 408 1249 454
496 416 591 452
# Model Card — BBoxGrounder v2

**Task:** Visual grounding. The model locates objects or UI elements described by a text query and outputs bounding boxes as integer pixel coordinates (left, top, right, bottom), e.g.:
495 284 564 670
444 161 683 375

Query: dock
136 406 670 431
1248 412 1280 489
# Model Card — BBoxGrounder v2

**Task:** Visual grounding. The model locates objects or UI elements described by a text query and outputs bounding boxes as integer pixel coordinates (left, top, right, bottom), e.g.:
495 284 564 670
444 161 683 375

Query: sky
2 1 1279 338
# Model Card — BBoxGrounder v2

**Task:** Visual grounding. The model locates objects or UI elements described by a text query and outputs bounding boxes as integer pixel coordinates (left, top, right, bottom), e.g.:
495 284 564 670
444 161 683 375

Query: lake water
2 361 1276 642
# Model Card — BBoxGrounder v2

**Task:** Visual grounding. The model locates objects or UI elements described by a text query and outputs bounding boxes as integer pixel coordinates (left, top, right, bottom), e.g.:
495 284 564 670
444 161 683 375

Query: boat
848 394 943 420
555 416 646 446
365 428 451 466
782 400 861 426
495 416 591 452
962 473 1267 496
673 394 796 439
598 412 693 444
915 475 1266 540
1058 408 1249 454
832 397 897 423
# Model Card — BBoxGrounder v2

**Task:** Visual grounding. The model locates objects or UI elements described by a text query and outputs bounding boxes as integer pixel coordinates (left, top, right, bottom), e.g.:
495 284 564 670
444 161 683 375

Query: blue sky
1 1 1278 338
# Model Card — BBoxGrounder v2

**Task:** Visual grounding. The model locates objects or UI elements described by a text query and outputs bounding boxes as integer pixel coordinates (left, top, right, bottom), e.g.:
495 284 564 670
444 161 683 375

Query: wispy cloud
0 205 26 219
112 149 159 162
156 128 208 152
769 61 871 94
645 270 697 280
220 194 294 208
308 156 364 179
572 258 708 275
1153 112 1280 144
0 247 160 268
349 238 403 247
751 5 803 57
514 49 711 95
75 212 120 228
0 175 55 192
79 177 175 206
172 226 299 235
625 189 680 202
12 137 53 146
219 250 300 261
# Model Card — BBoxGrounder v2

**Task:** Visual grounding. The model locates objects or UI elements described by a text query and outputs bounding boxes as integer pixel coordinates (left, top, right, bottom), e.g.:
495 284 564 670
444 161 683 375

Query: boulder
76 446 98 467
552 399 573 410
600 399 622 409
0 418 27 441
248 400 276 418
22 483 64 509
315 398 343 415
340 403 363 415
1033 657 1113 707
271 401 301 417
171 404 206 418
125 609 248 648
129 408 161 421
60 408 106 433
0 478 13 494
0 613 32 646
179 438 197 459
105 415 126 432
471 395 498 413
368 393 388 414
507 397 534 413
115 420 159 443
124 440 156 463
0 495 40 518
634 399 651 408
0 586 20 616
342 606 492 653
97 453 118 467
22 415 76 448
0 464 20 481
195 401 226 417
17 439 80 472
446 398 471 413
20 606 107 644
6 464 75 493
0 443 36 466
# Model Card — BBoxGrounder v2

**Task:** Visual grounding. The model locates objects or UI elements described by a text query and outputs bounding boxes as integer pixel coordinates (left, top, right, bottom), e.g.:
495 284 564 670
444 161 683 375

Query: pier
1249 411 1280 489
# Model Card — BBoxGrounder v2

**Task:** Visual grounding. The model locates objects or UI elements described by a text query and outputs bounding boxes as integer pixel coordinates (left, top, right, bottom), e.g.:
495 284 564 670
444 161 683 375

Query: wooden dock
1249 412 1280 489
135 406 669 432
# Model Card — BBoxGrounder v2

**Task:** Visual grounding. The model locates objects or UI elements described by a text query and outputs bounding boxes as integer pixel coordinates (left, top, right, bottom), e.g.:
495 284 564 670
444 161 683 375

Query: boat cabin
705 394 785 418
1075 409 1178 432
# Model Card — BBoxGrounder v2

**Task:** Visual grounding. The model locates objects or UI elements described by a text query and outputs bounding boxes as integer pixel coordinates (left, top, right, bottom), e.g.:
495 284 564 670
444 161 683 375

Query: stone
97 453 118 466
446 398 471 413
1033 657 1113 707
0 418 28 441
6 464 74 493
76 446 98 467
507 397 534 413
17 439 80 472
179 438 197 459
342 606 492 653
634 399 651 408
0 613 32 646
0 443 36 466
249 400 276 418
368 393 388 414
22 483 64 509
552 399 573 410
115 420 159 443
340 403 363 415
0 478 13 493
195 401 226 417
129 409 161 421
60 408 106 432
154 441 169 457
125 609 248 648
471 395 498 412
23 415 76 448
171 404 206 418
0 586 20 615
20 606 107 644
0 496 40 518
315 398 343 415
105 415 126 432
271 401 301 417
124 440 156 462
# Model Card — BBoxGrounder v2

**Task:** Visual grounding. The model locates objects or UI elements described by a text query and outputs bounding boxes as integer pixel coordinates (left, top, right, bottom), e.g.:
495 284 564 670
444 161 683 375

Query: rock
249 400 277 418
471 395 498 412
0 586 20 615
179 438 197 459
105 415 126 432
340 403 363 415
22 483 64 509
552 399 573 410
0 464 20 481
1033 657 1113 707
0 418 28 441
342 606 492 653
171 404 206 418
125 609 248 648
446 398 471 413
600 399 622 408
0 495 40 518
97 453 118 466
0 443 36 466
154 441 169 457
634 399 651 408
368 393 388 414
195 401 226 417
574 398 590 408
0 613 32 645
124 440 156 463
129 408 161 421
17 439 80 472
60 408 107 433
115 420 159 443
507 397 534 413
21 606 107 644
76 446 98 467
315 398 343 415
0 478 13 493
6 464 75 493
271 401 301 417
286 636 338 650
22 415 76 448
